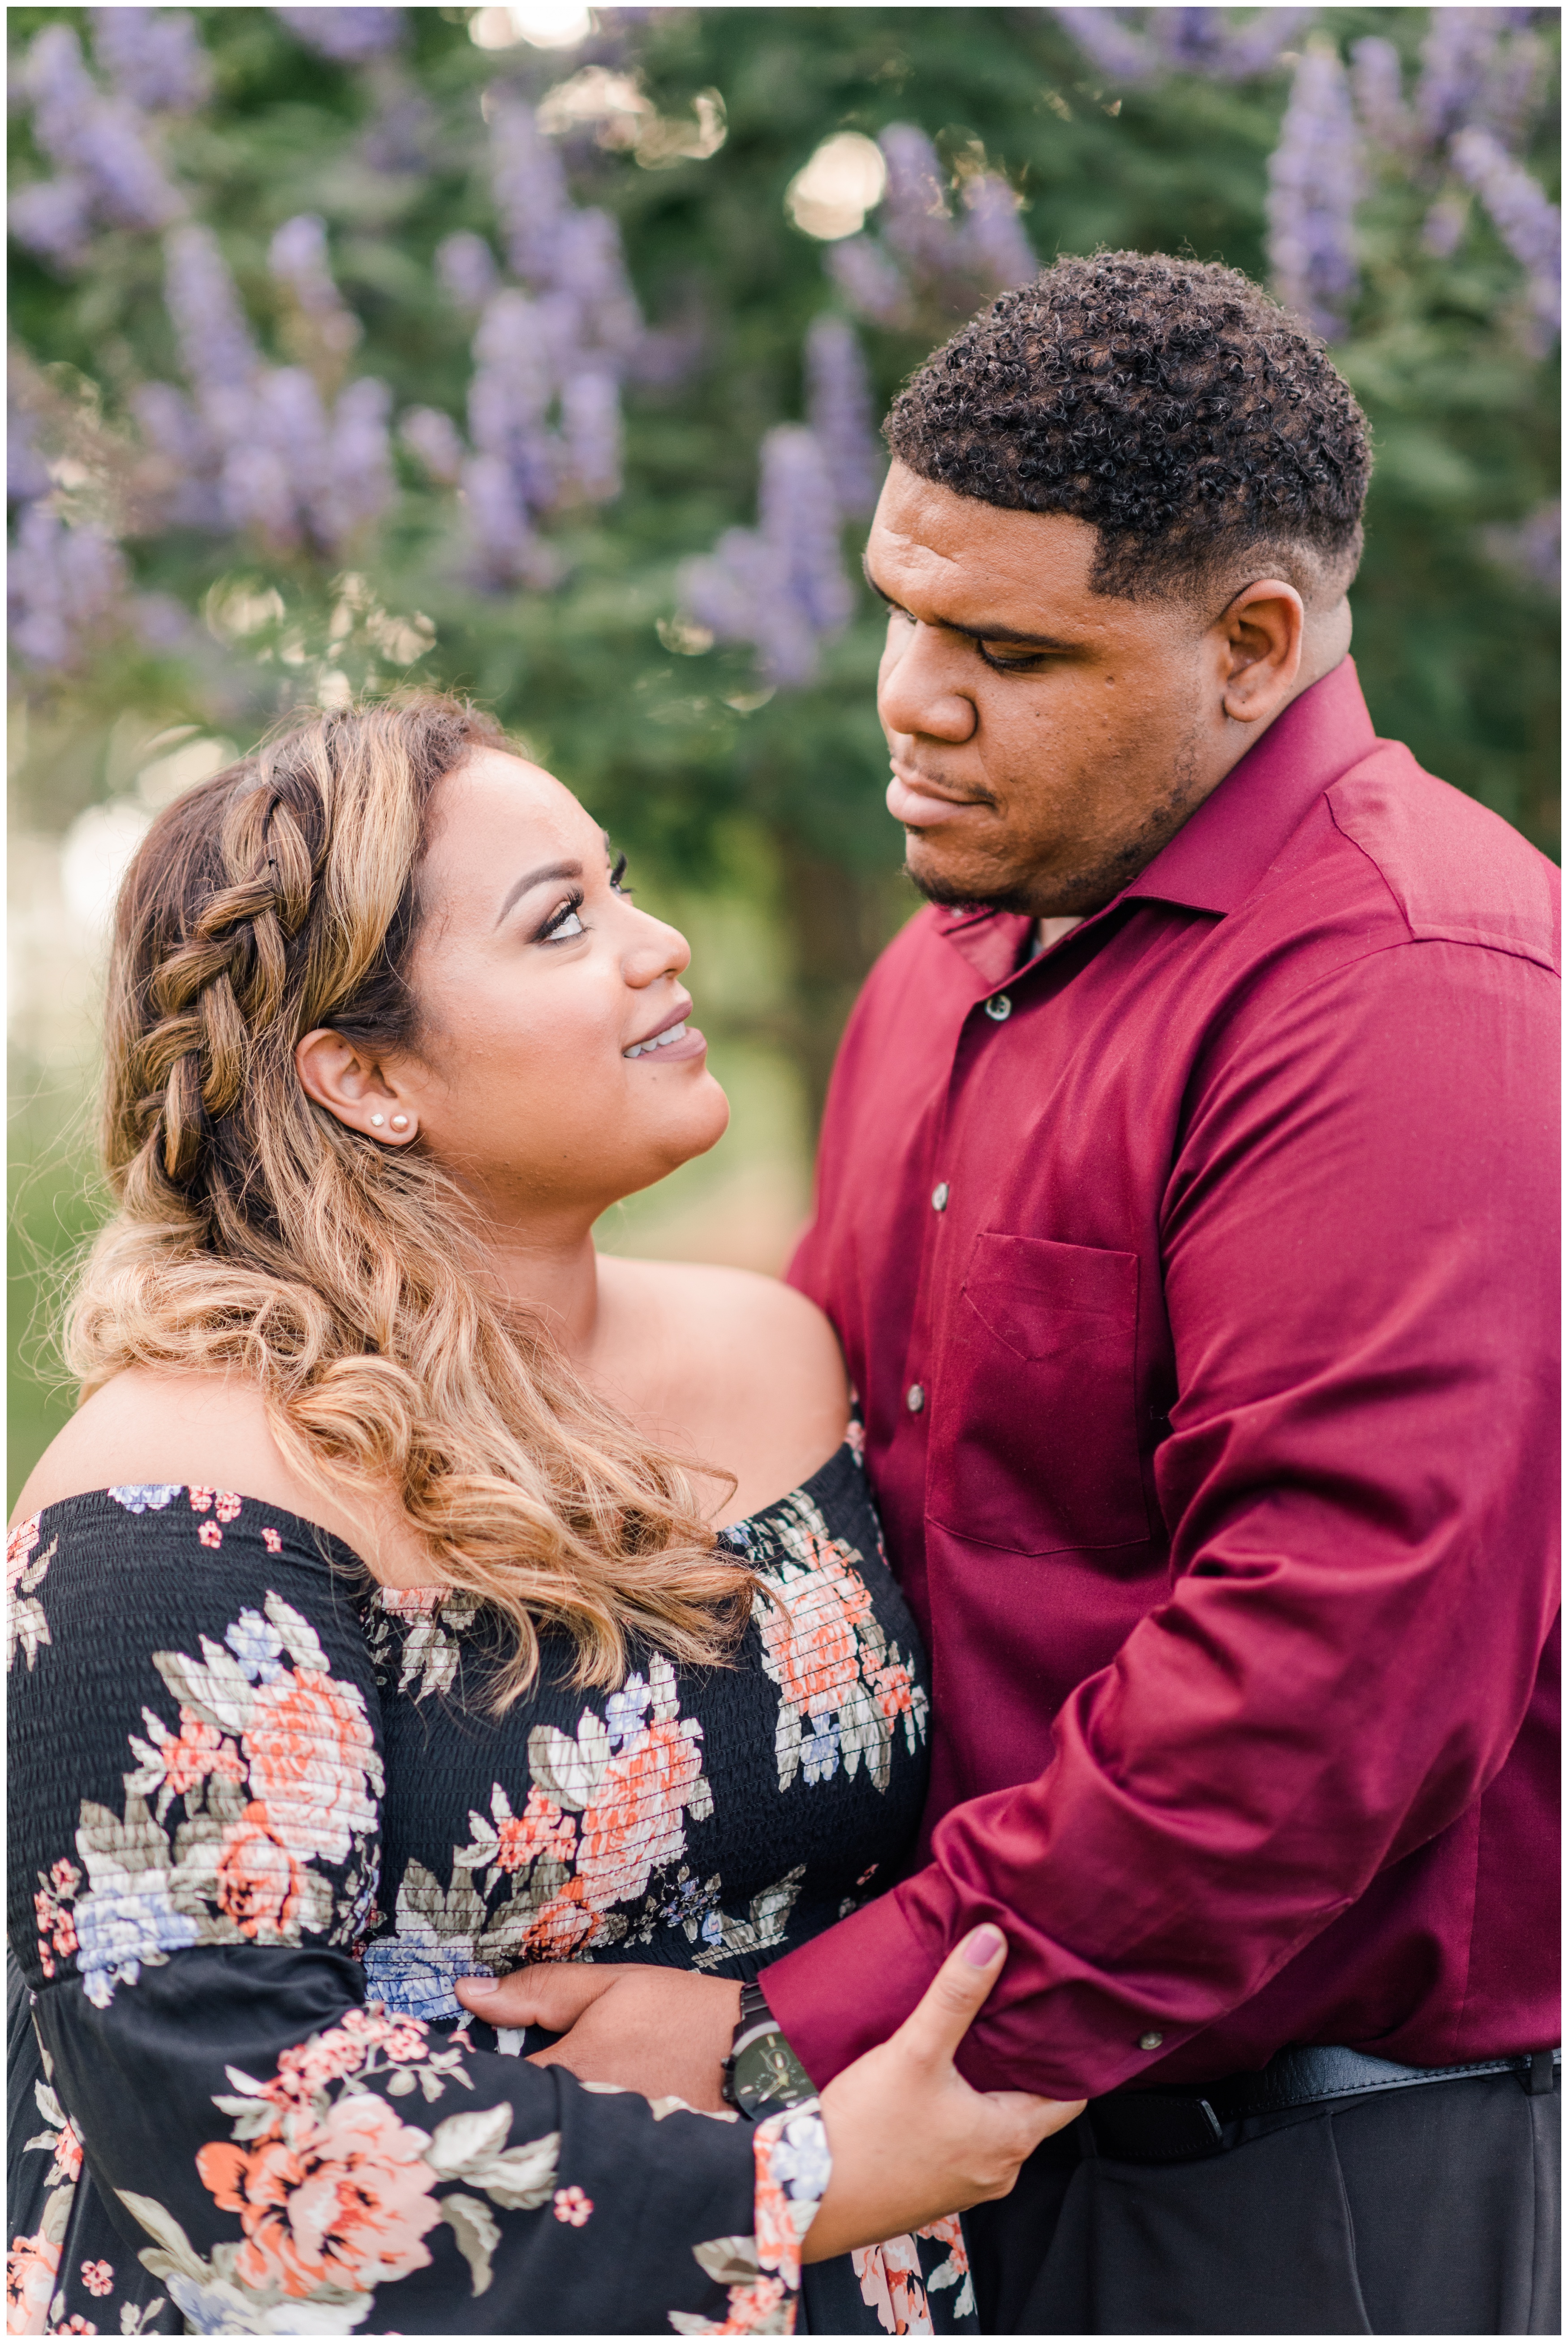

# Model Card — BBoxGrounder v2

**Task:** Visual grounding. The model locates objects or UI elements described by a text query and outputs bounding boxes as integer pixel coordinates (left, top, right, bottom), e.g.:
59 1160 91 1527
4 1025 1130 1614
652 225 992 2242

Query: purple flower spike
8 502 129 672
90 10 212 116
9 177 96 272
164 225 259 399
1452 126 1561 348
489 93 571 286
1053 9 1159 86
1266 47 1362 341
273 8 405 63
825 237 914 331
1350 38 1412 151
805 316 883 520
957 175 1037 295
1478 30 1549 153
877 125 955 281
436 232 500 312
400 406 466 486
760 424 854 640
22 22 184 236
1219 9 1314 81
561 368 622 503
1414 10 1524 152
321 377 395 544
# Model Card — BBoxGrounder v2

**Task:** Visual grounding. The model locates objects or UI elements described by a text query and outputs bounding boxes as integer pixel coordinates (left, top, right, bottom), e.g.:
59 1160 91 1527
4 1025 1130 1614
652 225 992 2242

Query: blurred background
9 4 1560 1504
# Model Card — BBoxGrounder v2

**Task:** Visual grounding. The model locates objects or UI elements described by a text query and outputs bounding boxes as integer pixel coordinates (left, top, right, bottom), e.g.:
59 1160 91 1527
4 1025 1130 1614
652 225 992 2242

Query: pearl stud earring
391 1114 410 1131
370 1114 385 1128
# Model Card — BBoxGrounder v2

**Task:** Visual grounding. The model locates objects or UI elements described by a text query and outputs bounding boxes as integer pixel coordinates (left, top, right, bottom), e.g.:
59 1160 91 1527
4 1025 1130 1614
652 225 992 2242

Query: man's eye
978 644 1046 672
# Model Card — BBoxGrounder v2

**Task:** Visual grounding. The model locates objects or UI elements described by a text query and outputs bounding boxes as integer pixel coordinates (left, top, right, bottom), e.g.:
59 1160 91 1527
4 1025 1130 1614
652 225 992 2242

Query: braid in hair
73 692 752 1704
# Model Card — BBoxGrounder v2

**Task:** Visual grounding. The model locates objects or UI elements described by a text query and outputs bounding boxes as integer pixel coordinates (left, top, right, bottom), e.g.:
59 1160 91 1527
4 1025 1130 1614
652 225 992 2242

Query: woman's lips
887 769 988 828
623 1023 706 1064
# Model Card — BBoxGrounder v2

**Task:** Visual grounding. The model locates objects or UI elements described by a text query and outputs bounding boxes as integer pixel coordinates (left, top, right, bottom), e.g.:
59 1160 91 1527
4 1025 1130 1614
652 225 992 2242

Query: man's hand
456 1962 741 2112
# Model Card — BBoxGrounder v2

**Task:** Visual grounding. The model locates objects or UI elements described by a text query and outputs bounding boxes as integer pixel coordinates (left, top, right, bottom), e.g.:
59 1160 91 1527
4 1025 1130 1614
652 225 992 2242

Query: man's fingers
455 1963 617 2030
890 1925 1008 2067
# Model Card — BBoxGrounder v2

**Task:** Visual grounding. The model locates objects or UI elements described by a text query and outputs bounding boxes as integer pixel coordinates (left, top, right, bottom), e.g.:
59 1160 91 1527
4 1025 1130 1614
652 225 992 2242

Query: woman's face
387 749 728 1221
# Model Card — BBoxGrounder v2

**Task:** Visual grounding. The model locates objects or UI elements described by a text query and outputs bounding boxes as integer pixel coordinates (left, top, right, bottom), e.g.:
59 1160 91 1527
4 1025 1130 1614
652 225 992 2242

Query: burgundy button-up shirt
762 660 1560 2101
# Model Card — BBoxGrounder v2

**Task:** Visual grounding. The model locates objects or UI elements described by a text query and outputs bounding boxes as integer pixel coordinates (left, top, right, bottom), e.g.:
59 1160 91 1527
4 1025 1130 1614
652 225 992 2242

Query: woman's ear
295 1029 419 1145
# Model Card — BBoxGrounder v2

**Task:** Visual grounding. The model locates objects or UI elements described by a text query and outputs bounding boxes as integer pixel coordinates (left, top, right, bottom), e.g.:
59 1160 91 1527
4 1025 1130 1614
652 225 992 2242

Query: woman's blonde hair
67 691 753 1700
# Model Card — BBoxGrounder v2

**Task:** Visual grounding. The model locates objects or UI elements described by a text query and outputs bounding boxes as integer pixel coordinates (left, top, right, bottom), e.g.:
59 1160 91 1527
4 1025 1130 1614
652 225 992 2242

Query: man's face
869 461 1236 917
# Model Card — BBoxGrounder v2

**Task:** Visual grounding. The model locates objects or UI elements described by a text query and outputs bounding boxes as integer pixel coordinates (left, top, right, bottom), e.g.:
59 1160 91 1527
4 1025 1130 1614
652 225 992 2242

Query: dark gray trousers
965 2070 1561 2334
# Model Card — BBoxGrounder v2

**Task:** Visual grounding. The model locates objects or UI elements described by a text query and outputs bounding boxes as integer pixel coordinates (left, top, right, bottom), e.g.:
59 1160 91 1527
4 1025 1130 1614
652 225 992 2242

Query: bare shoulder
596 1257 849 1522
10 1368 418 1578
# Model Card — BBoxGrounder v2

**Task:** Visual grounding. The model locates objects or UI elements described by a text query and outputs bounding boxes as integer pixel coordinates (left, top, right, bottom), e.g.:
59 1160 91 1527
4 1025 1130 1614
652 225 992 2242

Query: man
465 254 1559 2332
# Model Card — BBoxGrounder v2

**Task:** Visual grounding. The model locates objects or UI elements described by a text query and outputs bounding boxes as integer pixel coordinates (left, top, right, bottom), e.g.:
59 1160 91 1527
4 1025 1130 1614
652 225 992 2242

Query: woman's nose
625 909 690 984
878 624 977 746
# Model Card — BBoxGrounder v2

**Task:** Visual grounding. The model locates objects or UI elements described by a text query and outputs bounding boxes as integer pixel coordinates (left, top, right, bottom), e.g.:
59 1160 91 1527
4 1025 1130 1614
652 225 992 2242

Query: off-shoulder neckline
20 1434 864 1584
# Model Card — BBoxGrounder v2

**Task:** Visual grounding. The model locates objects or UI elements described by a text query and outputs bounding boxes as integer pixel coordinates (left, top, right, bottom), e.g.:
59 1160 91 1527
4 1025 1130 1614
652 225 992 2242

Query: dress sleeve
7 1491 828 2336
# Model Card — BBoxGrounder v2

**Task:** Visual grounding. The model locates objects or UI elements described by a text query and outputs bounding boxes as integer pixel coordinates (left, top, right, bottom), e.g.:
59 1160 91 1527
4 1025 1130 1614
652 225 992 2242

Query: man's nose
878 625 977 746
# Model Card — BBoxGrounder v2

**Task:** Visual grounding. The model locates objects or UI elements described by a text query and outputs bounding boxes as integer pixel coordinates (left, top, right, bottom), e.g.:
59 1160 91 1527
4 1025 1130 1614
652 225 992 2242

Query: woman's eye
541 902 585 942
610 852 632 895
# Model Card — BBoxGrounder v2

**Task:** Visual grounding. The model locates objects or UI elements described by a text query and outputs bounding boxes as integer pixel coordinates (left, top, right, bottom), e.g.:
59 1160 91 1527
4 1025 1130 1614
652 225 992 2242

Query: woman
8 696 1078 2338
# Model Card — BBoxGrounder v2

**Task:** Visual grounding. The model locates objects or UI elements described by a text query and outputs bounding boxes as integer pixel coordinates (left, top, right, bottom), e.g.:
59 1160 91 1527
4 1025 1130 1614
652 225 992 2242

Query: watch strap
721 1983 816 2120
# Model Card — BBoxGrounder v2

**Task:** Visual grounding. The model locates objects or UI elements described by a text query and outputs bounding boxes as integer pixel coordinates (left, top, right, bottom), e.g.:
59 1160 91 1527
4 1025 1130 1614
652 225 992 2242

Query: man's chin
905 849 1038 917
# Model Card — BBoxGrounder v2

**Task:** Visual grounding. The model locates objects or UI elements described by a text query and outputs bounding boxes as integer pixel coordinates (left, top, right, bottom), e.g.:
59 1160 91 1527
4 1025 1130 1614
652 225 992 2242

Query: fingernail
462 1974 499 1996
964 1925 1005 1967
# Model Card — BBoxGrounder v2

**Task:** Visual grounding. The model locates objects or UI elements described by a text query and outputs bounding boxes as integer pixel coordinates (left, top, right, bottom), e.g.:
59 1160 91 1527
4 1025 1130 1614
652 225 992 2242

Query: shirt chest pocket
926 1231 1151 1555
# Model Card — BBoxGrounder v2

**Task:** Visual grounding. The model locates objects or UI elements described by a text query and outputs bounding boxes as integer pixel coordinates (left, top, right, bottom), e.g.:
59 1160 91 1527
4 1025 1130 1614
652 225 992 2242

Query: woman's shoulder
10 1369 421 1580
596 1259 850 1524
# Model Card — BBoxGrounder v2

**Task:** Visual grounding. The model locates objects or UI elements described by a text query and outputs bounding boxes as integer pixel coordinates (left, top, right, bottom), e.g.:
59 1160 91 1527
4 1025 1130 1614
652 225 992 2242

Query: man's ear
296 1029 419 1146
1218 578 1305 725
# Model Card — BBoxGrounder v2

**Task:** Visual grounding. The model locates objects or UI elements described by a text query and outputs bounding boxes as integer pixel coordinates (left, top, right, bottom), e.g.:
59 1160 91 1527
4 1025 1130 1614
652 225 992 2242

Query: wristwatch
720 1983 817 2120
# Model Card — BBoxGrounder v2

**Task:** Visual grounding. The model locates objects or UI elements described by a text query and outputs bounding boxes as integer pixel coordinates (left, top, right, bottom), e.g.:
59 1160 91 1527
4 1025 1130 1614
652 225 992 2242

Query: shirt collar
936 656 1379 983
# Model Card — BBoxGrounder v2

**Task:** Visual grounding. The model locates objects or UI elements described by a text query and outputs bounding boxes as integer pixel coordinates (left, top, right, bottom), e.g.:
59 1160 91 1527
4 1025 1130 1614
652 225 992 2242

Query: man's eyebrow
861 557 1077 651
493 859 583 928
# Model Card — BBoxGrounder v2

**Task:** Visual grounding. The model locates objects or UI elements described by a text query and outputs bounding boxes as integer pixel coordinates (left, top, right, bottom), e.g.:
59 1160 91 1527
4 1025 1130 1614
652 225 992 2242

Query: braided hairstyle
69 692 753 1700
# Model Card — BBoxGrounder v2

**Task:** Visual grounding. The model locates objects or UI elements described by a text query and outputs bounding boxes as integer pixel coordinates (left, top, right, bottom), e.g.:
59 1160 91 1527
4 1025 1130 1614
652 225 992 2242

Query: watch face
733 2028 814 2116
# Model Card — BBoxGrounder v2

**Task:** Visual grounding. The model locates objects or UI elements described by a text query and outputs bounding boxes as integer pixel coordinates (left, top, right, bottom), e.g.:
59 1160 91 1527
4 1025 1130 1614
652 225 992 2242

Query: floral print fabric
8 1447 969 2337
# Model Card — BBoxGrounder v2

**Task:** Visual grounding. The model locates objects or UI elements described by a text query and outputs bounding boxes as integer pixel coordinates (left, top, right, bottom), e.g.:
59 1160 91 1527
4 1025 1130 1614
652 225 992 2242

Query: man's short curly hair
884 251 1371 604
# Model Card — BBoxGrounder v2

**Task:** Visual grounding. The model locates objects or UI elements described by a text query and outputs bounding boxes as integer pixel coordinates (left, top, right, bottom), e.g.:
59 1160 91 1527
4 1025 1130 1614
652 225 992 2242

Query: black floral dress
7 1435 978 2337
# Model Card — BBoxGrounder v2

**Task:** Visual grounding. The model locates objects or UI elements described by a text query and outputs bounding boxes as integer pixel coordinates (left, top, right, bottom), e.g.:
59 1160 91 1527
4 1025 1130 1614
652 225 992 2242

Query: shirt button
906 1384 926 1414
1138 2031 1164 2051
984 994 1012 1022
931 1183 949 1212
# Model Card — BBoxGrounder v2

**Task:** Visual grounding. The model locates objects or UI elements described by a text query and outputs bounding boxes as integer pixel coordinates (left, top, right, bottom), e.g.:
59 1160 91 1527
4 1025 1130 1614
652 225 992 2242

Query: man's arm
764 936 1559 2097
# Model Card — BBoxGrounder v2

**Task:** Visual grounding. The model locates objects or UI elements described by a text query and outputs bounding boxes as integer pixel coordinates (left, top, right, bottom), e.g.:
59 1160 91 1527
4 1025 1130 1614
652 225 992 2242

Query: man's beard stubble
905 740 1208 921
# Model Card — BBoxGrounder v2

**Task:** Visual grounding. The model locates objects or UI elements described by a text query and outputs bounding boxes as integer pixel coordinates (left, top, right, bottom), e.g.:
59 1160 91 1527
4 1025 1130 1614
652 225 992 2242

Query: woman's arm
9 1491 809 2333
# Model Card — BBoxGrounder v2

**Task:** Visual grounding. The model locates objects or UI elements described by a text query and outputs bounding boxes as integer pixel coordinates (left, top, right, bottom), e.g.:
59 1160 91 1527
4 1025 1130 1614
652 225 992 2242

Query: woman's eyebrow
493 859 583 928
861 556 1075 650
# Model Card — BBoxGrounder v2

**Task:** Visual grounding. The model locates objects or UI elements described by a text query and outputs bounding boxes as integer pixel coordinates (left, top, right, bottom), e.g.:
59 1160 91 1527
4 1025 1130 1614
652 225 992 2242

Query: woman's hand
457 1963 741 2110
802 1925 1084 2263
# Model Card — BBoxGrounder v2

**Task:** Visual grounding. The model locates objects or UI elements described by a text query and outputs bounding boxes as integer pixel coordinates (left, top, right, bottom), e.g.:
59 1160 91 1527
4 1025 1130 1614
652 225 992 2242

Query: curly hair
67 692 752 1702
885 251 1371 602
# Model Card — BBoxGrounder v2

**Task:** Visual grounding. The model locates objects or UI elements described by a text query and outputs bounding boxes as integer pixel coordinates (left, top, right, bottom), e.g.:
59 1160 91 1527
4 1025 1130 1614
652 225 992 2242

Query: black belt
1086 2044 1561 2164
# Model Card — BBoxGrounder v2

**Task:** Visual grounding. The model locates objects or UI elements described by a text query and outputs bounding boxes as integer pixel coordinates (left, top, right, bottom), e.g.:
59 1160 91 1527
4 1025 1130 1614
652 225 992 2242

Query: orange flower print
575 1722 706 1908
55 2317 97 2334
265 2007 427 2108
45 2118 83 2189
214 1806 304 1940
197 2092 442 2299
187 1487 215 1512
870 1657 916 1721
33 1885 78 1978
758 1544 868 1720
853 2233 931 2335
552 2186 593 2226
215 1492 242 1523
6 1515 39 1587
242 1668 378 1866
262 1527 283 1555
79 2262 113 2299
516 1874 598 1961
494 1787 576 1873
4 2225 60 2334
155 1706 246 1801
700 2273 788 2333
198 1521 223 1550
